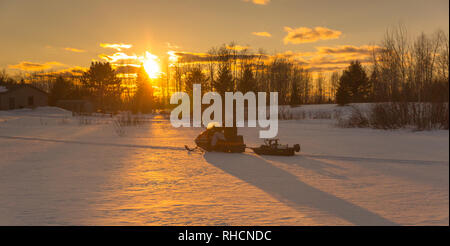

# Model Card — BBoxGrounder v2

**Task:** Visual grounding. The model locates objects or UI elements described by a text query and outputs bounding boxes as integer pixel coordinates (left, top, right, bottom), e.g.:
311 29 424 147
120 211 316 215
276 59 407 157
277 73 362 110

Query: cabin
0 84 48 110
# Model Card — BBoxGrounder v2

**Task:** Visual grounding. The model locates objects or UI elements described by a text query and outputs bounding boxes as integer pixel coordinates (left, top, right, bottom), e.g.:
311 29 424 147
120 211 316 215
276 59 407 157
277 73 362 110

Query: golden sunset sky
0 0 448 76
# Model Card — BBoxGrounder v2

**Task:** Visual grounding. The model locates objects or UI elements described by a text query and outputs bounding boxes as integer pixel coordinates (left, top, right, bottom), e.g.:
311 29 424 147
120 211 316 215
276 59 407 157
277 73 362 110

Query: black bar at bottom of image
0 226 448 244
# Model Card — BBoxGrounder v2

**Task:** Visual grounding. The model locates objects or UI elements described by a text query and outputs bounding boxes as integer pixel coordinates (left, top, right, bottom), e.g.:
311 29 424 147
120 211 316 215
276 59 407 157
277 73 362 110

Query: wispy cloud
64 47 86 53
273 44 377 72
252 31 272 37
226 44 250 51
98 50 161 77
34 66 87 77
316 45 381 55
171 52 213 63
98 52 139 64
243 0 270 5
309 55 372 66
283 26 342 44
100 43 133 51
167 42 180 50
8 61 66 71
171 51 267 63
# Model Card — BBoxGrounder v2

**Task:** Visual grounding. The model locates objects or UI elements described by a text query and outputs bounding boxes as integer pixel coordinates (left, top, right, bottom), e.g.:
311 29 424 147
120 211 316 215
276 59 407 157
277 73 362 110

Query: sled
250 139 300 156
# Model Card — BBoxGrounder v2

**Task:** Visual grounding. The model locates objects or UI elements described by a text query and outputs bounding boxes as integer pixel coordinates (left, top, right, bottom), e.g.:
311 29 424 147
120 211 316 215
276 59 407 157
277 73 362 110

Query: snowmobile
250 139 300 156
191 123 246 153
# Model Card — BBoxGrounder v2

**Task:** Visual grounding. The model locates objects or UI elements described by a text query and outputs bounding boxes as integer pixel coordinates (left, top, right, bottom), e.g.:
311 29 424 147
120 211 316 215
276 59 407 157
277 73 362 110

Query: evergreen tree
336 81 351 105
133 66 154 113
238 65 256 94
49 76 72 106
184 66 207 96
81 62 123 111
336 61 370 105
213 64 234 96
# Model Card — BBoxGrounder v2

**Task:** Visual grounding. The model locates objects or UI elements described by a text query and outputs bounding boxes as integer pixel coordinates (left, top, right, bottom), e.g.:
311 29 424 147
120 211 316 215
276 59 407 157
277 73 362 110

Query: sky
0 0 448 76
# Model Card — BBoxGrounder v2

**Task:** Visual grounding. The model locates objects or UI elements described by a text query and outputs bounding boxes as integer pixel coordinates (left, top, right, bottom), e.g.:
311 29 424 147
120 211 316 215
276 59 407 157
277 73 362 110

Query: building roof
0 84 48 95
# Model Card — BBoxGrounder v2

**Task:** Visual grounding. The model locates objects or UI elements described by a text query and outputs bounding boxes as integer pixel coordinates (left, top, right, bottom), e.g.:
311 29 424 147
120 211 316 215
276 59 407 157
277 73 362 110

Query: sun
142 51 161 79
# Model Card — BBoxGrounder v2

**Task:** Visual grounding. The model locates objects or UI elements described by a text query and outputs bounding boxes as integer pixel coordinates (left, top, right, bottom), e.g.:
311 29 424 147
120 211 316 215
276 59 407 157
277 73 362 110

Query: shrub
112 112 147 137
336 106 369 128
338 102 449 130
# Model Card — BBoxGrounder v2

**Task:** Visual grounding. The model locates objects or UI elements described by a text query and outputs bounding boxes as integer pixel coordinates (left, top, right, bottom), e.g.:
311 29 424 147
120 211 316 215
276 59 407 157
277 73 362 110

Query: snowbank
0 106 72 117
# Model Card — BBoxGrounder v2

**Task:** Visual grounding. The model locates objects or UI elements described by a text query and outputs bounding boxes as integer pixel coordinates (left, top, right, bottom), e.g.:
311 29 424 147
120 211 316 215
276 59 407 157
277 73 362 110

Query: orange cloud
309 55 372 66
100 43 133 51
226 44 250 51
316 45 382 56
252 31 272 37
98 51 162 77
305 52 373 73
283 26 342 44
173 51 267 63
272 45 377 73
64 47 86 53
98 52 139 64
244 0 270 5
8 61 66 71
172 52 213 63
167 42 180 49
34 66 87 77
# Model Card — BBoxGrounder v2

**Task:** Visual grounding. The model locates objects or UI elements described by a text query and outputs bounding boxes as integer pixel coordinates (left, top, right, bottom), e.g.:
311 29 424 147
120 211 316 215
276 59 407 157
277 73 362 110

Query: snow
0 106 448 225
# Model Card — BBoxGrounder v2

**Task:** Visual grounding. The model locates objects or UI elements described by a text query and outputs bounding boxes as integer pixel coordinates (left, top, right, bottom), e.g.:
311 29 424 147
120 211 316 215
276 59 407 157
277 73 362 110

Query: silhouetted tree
214 64 234 96
0 69 16 85
132 66 154 113
238 65 256 93
184 66 208 96
329 71 340 101
290 78 300 105
81 62 122 112
336 81 351 105
293 67 311 104
336 61 370 105
315 73 325 104
269 59 291 104
49 76 72 105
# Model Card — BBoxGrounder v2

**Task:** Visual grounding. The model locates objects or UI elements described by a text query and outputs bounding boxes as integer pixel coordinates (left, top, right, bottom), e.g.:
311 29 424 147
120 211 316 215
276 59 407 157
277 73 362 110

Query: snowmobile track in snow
1 135 447 166
0 135 186 151
302 154 448 166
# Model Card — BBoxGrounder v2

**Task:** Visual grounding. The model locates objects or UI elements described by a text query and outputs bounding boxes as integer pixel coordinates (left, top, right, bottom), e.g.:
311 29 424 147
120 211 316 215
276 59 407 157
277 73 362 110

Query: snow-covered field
0 106 448 225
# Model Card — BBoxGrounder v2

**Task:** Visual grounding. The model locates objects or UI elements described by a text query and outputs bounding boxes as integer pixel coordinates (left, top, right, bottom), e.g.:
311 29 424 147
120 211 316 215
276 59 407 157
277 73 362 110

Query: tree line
1 25 448 113
173 26 448 106
336 26 449 105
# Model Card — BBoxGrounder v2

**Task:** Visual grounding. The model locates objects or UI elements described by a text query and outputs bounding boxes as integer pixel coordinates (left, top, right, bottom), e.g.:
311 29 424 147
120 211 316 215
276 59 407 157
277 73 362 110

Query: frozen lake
0 106 448 225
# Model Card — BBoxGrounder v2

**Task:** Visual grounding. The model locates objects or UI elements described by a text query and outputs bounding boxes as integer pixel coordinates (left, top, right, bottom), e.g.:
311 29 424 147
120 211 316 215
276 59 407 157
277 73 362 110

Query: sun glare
167 51 178 65
143 51 161 79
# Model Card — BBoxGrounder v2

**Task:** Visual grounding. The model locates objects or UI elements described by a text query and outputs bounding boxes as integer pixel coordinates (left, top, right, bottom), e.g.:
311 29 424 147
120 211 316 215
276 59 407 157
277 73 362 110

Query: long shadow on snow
260 155 348 180
301 154 448 166
203 152 397 226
